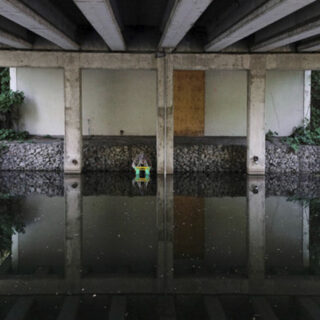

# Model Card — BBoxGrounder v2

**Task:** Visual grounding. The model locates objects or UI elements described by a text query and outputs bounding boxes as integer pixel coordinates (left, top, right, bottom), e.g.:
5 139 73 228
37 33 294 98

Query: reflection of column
303 205 310 268
165 175 174 290
156 175 174 293
247 176 265 283
11 232 18 272
156 175 165 292
65 175 82 293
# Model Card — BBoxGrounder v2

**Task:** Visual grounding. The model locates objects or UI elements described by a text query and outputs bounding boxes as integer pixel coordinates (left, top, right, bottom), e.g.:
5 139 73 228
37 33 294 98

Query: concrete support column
156 54 174 175
64 67 83 174
247 57 266 175
247 176 266 286
64 175 82 293
304 70 311 126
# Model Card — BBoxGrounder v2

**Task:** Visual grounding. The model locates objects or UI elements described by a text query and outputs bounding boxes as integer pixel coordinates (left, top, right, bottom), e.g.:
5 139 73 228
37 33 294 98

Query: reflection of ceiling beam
206 0 316 52
252 1 320 52
0 0 79 50
0 29 31 48
73 0 125 51
159 0 213 50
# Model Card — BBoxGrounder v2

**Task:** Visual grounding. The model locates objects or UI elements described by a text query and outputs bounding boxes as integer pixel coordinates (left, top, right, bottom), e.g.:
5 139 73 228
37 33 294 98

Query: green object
135 168 140 176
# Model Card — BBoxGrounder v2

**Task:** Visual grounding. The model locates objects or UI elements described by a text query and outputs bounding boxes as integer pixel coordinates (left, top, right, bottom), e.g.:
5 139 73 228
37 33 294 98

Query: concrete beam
73 0 125 51
0 28 31 49
206 0 315 52
298 38 320 52
0 0 79 50
159 0 213 50
252 1 320 52
0 50 320 70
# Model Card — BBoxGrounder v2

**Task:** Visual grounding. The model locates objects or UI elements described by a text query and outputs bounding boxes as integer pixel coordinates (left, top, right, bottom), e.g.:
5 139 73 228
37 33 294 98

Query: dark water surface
0 172 320 319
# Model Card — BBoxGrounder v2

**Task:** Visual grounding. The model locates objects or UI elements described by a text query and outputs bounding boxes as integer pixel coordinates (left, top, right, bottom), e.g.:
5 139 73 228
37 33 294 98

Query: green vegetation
266 71 320 152
0 194 25 259
282 109 320 152
0 68 28 142
0 128 29 141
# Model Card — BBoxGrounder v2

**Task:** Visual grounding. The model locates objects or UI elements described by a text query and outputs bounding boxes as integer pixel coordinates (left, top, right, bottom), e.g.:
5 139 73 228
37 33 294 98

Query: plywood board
174 70 205 136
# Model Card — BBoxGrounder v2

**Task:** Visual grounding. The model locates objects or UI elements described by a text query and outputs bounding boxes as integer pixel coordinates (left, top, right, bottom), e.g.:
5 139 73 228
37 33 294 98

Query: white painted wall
15 68 305 137
205 70 248 136
17 68 65 135
205 70 305 136
15 68 157 136
82 69 157 135
265 71 305 136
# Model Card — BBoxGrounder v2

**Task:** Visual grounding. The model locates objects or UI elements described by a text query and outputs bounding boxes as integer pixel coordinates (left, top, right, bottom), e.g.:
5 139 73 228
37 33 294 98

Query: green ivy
281 109 320 152
0 128 29 141
0 68 24 115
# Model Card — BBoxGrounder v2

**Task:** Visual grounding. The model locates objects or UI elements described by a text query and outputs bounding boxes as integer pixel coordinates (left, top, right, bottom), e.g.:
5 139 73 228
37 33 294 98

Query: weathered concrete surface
0 51 319 71
0 28 31 49
157 55 174 174
206 0 315 52
247 57 266 175
159 0 213 50
73 0 125 51
252 1 320 52
64 67 82 173
0 0 79 50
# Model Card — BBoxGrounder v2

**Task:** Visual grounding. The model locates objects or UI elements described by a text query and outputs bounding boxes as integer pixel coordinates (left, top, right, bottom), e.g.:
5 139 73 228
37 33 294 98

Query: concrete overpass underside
0 0 320 174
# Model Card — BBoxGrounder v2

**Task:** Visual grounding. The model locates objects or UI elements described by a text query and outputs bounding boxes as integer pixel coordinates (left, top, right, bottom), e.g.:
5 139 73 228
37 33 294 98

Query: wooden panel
174 196 204 259
174 70 205 136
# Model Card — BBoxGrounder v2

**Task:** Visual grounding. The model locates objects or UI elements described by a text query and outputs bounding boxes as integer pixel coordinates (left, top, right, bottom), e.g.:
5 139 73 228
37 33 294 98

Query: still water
0 172 319 319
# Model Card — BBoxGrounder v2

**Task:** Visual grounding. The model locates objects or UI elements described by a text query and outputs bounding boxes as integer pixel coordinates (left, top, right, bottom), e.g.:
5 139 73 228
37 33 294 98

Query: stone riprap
0 141 63 171
1 138 320 172
174 144 246 172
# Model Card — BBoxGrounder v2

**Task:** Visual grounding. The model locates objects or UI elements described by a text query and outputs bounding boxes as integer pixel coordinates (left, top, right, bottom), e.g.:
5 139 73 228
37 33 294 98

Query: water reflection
0 172 320 318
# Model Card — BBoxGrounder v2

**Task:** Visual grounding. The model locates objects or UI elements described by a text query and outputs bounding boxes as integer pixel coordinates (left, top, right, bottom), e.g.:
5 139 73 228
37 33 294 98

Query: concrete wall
17 68 65 135
16 68 304 137
205 71 248 136
205 70 304 136
82 69 157 136
265 71 304 136
16 68 157 136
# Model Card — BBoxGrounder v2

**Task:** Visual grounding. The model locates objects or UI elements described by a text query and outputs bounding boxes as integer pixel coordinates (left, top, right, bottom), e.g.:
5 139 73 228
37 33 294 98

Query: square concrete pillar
157 54 174 175
64 67 83 173
247 59 266 175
